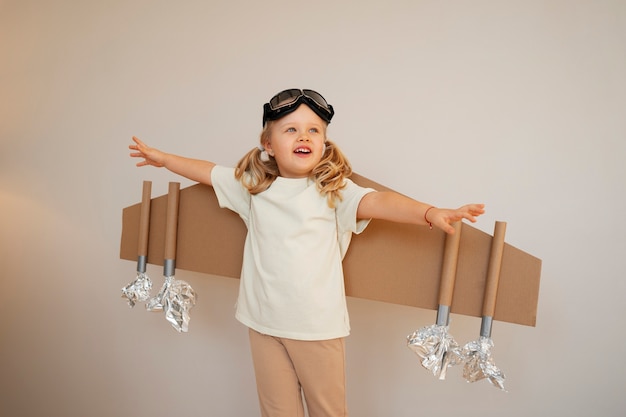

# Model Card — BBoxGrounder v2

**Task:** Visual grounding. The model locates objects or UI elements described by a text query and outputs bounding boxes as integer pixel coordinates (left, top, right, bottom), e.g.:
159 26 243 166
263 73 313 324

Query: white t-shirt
211 165 375 340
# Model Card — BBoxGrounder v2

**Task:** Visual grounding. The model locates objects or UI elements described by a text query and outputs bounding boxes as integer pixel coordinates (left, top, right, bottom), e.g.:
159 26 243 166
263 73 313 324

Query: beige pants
248 328 349 417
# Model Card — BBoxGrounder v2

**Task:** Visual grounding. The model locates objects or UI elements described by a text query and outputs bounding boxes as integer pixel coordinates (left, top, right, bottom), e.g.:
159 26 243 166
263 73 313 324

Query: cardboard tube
138 181 152 257
482 221 507 317
438 221 463 307
164 182 180 265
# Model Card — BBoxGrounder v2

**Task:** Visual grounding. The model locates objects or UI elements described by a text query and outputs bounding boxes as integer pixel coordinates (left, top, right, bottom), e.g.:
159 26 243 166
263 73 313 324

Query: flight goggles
262 89 334 126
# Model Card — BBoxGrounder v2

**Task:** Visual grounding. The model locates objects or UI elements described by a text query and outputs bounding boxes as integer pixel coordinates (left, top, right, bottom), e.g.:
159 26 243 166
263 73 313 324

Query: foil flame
407 324 462 380
121 273 153 308
146 276 197 332
461 336 506 391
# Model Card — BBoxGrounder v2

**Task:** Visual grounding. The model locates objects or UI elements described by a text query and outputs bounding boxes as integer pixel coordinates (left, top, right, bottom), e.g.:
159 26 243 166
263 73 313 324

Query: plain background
1 0 625 416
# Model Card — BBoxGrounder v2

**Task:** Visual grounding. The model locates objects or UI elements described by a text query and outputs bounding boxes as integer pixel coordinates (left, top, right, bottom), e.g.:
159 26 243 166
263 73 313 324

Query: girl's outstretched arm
129 136 215 186
357 191 484 234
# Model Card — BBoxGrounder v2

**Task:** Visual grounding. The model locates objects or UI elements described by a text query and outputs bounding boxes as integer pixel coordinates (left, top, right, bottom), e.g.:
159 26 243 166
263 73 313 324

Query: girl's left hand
428 204 485 234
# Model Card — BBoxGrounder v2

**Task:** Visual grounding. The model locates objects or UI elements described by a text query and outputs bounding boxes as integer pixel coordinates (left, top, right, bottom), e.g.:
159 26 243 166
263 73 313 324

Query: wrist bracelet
424 206 435 230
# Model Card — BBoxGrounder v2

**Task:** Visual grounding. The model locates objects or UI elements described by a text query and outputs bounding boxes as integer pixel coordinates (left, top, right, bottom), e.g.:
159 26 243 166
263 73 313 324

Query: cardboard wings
120 173 541 327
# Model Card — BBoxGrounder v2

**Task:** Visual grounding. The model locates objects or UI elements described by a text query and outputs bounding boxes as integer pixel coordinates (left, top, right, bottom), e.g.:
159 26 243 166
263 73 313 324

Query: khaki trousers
248 328 349 417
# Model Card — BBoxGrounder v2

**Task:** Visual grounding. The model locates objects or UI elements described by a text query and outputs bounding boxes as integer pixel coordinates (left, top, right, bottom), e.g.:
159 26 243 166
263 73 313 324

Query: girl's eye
286 127 296 132
309 128 319 133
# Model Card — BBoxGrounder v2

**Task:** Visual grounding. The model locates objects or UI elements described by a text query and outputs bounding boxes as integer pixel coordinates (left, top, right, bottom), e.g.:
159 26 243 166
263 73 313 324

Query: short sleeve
335 179 376 259
211 166 251 223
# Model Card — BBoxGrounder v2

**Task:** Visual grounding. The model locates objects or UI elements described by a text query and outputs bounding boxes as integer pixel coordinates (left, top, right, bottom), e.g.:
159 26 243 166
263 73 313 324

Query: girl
129 88 484 417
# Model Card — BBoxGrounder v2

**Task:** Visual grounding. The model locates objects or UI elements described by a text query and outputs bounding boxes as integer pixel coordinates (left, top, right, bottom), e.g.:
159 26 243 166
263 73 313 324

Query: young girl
129 88 484 417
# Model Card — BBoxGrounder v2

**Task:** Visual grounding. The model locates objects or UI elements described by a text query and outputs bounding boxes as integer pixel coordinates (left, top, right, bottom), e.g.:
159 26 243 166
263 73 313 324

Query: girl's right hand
129 136 166 167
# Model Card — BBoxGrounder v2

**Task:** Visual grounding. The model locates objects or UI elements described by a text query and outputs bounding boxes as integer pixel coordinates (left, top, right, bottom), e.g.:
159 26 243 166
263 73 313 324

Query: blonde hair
234 121 352 208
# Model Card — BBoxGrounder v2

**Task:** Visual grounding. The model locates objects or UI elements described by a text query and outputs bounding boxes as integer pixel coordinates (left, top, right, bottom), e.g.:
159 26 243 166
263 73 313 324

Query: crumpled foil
407 324 462 380
121 273 153 308
461 336 506 391
146 276 197 332
146 278 167 312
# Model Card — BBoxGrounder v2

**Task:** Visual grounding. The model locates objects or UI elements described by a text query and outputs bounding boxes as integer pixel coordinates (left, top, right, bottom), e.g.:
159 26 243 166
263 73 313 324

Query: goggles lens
263 89 334 126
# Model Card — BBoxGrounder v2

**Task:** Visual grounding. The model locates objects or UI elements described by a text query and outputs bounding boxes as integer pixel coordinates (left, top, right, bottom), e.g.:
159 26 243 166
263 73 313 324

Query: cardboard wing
120 173 541 326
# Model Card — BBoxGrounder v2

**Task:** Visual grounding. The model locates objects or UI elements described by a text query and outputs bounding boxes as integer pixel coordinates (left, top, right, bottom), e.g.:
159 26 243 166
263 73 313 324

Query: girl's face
264 105 327 178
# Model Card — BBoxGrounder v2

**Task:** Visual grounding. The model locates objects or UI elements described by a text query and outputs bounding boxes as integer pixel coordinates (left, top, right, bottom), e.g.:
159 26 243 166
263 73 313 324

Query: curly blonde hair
234 121 352 208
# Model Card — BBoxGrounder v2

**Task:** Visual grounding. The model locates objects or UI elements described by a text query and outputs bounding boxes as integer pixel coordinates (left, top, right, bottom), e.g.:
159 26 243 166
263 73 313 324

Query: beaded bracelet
424 206 435 230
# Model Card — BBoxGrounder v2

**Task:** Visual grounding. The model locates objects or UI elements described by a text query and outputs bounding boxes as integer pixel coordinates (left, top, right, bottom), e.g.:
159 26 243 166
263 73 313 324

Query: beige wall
1 1 625 416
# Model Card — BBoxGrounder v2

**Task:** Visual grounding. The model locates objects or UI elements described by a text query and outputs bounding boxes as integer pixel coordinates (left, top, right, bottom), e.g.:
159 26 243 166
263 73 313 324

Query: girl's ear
264 140 274 156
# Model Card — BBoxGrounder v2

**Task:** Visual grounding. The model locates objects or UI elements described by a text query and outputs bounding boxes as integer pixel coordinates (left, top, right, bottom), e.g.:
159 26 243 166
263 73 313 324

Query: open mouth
294 147 311 154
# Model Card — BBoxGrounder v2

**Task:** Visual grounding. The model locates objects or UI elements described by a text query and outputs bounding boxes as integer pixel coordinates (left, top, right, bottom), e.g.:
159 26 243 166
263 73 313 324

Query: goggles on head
262 89 335 126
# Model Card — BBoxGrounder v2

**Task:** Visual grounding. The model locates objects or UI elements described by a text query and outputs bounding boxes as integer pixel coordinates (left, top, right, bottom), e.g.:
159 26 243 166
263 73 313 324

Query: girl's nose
298 134 310 141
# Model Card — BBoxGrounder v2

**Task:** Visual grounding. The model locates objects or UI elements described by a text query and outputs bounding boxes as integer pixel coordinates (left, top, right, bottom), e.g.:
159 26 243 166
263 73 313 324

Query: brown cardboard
482 221 507 317
438 220 463 308
137 181 151 258
164 182 180 263
120 173 542 326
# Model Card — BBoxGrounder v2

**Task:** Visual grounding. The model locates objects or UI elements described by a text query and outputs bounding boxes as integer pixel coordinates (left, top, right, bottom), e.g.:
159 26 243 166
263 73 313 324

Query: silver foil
146 278 167 311
146 276 197 332
461 336 506 391
407 324 462 380
121 272 153 308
